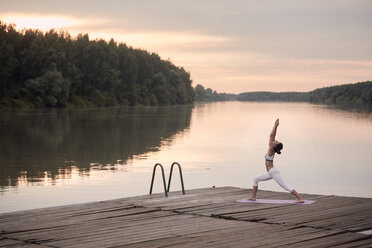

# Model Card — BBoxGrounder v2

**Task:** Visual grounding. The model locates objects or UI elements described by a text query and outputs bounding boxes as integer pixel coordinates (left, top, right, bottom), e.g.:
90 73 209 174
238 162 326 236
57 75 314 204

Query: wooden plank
5 211 183 242
290 232 369 248
0 238 24 247
1 207 165 235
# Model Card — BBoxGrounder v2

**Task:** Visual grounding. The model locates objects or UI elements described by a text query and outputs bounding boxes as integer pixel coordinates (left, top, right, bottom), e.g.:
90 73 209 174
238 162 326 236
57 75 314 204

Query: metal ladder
149 162 185 197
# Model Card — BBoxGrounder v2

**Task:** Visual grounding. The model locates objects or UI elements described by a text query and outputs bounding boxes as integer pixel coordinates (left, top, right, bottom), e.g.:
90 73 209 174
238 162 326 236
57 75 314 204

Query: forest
0 22 194 109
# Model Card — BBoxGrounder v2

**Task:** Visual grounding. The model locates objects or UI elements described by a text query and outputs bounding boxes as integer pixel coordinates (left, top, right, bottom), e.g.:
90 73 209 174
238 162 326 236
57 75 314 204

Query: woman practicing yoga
249 118 304 203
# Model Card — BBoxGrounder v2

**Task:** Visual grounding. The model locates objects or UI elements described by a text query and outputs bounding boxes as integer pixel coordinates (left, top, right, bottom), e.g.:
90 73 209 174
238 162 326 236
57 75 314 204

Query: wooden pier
1 187 371 247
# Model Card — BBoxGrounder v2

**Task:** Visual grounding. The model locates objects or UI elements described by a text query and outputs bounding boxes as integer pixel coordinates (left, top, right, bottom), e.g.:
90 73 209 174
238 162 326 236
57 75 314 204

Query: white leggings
253 167 293 192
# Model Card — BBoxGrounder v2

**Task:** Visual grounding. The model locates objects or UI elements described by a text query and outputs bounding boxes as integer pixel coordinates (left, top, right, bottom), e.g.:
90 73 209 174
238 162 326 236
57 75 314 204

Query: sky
1 0 372 93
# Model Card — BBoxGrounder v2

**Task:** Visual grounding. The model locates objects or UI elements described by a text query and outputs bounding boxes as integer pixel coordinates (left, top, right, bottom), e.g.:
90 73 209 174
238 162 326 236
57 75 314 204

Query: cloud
1 12 232 53
87 30 232 51
179 56 372 93
1 12 108 32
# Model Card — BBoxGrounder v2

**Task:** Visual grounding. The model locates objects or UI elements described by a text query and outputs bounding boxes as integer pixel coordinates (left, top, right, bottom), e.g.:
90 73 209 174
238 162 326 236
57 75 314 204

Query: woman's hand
275 118 279 127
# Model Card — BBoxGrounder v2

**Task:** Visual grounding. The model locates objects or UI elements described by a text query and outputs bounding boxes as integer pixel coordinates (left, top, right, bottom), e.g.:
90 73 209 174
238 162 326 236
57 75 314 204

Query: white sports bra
265 153 274 162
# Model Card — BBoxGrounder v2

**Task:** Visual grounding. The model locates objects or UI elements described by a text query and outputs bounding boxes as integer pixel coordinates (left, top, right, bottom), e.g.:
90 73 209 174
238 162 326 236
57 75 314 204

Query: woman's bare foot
248 198 256 201
296 199 305 203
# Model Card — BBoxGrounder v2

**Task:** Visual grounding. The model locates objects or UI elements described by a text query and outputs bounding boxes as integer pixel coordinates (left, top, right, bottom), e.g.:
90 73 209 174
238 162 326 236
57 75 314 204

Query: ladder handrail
149 163 168 197
167 162 185 195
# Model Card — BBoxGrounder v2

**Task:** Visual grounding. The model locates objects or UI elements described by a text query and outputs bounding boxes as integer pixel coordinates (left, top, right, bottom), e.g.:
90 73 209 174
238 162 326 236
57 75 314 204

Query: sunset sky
1 0 372 93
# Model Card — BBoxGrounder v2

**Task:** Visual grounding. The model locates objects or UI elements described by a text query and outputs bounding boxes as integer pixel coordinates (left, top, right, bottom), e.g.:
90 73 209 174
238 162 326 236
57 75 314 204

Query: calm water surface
1 102 371 213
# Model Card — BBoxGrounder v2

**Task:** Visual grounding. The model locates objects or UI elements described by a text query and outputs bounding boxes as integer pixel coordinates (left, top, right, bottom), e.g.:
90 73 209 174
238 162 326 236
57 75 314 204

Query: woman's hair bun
274 143 283 154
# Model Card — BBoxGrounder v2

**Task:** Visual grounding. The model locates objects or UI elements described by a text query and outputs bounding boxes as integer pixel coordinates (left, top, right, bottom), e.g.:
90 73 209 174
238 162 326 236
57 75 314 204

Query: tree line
236 91 307 102
0 22 194 109
307 81 372 107
195 81 372 110
194 84 237 102
237 81 372 109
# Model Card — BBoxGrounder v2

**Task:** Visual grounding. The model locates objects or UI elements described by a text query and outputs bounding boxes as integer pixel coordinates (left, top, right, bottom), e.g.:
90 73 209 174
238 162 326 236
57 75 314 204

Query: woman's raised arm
269 118 279 145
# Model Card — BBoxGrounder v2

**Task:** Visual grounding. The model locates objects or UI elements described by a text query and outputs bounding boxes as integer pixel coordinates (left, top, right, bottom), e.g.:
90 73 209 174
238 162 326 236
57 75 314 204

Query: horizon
1 0 372 94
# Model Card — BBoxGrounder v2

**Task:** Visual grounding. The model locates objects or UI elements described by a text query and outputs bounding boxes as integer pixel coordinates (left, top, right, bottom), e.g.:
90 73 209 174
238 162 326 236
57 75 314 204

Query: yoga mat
236 198 316 205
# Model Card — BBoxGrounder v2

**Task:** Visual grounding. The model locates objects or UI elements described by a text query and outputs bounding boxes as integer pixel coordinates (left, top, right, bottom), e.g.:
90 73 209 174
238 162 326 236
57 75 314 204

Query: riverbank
1 187 371 247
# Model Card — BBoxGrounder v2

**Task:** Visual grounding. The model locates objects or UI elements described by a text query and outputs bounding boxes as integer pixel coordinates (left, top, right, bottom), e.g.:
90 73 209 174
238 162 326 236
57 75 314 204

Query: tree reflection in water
0 105 193 190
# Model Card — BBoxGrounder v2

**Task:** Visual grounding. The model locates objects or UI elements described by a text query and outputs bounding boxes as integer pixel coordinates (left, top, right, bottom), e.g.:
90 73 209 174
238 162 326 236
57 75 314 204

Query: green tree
0 41 18 96
152 72 169 105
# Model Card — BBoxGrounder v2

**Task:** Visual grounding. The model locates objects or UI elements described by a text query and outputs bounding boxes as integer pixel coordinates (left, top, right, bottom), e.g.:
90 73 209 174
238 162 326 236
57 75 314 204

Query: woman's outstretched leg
291 189 304 203
269 168 304 203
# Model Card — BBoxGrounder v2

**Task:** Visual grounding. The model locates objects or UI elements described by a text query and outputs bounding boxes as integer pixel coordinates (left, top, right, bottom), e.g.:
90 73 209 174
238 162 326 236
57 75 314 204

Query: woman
249 118 304 203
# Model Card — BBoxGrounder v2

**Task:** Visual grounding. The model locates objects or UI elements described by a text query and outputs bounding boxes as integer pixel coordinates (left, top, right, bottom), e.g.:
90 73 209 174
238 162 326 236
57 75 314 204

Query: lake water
1 102 371 213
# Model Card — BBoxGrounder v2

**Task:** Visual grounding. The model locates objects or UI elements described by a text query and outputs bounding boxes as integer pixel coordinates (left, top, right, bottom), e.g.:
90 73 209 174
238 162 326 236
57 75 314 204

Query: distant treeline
0 22 194 109
237 81 372 108
307 81 372 106
237 91 307 102
194 84 236 102
195 81 372 109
